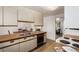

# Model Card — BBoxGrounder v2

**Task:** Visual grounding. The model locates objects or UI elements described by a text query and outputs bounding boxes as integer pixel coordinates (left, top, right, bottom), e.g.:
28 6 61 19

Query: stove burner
64 37 69 39
72 44 79 48
72 39 79 42
60 40 70 44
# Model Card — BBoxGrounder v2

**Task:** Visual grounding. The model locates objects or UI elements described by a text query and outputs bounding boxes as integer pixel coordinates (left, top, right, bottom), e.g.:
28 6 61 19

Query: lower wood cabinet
20 39 37 52
0 49 3 52
0 37 37 52
3 44 19 52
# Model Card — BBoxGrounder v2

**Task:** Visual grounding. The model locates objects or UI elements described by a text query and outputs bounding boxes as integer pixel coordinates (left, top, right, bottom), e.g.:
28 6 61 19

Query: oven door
37 34 44 46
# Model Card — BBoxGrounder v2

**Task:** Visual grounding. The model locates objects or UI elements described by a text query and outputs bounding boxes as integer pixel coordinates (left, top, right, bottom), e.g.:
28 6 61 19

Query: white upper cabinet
34 13 43 25
18 7 22 20
0 7 2 25
64 6 79 28
18 7 34 22
3 7 17 25
18 7 43 25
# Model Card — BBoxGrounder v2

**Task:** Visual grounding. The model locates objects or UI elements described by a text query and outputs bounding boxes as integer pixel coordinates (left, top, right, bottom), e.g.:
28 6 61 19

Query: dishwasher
37 34 44 47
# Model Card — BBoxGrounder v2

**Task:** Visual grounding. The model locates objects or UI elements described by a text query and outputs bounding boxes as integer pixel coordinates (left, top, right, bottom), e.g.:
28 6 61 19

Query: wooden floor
33 39 60 52
32 39 79 52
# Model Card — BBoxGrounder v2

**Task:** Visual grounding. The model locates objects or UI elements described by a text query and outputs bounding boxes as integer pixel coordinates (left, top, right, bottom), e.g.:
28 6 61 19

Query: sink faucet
8 30 10 35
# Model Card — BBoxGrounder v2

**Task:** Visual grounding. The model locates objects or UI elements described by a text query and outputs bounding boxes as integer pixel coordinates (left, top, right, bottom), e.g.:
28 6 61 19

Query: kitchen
0 6 79 52
0 6 47 52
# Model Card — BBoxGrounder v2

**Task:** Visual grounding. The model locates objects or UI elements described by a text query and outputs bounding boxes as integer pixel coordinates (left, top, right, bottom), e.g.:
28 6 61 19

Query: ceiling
26 6 64 16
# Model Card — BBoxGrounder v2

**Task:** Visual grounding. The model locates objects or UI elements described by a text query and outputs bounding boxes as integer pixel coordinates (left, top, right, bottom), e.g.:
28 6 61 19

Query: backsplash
0 27 18 35
0 22 35 35
18 22 35 30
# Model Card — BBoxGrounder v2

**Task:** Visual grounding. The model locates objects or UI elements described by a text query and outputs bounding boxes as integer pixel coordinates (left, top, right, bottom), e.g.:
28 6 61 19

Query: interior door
55 17 64 39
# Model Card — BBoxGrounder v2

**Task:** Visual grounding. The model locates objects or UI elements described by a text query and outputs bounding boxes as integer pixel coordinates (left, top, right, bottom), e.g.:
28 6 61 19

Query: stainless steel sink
19 32 32 37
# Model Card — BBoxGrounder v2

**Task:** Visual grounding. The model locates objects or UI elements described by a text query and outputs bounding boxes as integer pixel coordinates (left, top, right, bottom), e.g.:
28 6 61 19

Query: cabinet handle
10 40 14 43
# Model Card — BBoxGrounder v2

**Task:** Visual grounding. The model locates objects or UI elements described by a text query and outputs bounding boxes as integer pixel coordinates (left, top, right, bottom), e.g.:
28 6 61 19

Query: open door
55 17 64 39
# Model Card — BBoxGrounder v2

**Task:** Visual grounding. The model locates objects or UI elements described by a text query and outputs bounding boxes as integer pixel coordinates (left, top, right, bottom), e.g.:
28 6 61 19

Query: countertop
0 31 46 43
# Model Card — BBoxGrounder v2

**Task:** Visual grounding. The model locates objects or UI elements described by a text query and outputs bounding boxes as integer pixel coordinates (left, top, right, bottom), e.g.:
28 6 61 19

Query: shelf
17 20 34 23
0 25 17 27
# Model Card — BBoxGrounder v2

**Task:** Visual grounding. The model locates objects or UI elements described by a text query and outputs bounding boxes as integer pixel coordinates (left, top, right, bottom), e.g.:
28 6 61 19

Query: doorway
55 17 64 39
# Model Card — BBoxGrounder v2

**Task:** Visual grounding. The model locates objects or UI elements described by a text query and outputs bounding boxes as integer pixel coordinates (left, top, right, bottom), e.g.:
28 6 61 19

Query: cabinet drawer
0 39 19 48
25 37 33 40
19 38 25 42
20 37 36 42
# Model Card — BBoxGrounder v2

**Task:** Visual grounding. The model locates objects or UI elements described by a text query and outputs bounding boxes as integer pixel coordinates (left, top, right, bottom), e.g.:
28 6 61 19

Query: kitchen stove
56 37 79 49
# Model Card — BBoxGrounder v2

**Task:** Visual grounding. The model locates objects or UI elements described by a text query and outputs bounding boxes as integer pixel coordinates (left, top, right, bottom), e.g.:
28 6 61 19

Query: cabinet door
18 7 34 22
28 10 34 22
3 44 19 52
2 39 20 52
20 39 37 52
0 39 19 48
0 49 3 52
34 13 43 25
26 39 37 51
4 7 17 25
18 7 25 21
20 41 28 52
64 6 79 28
23 8 29 21
0 7 2 25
